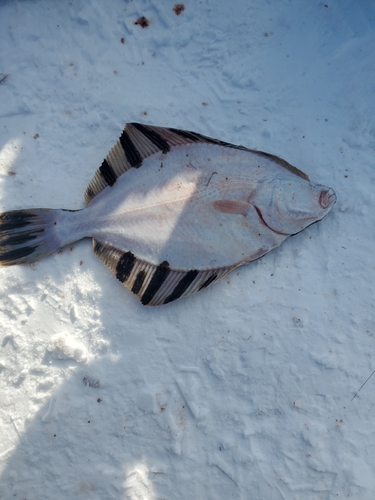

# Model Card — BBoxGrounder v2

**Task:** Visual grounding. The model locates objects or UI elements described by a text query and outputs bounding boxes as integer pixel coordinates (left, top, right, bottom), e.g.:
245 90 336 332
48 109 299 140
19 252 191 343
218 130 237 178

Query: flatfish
0 123 336 305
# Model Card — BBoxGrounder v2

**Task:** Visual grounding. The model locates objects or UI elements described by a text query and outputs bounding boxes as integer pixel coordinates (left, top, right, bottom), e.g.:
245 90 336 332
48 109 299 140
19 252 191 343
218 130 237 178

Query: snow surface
0 0 375 498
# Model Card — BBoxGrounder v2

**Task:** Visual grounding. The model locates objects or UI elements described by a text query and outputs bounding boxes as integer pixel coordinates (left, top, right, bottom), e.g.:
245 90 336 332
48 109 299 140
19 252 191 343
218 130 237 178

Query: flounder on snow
0 123 336 306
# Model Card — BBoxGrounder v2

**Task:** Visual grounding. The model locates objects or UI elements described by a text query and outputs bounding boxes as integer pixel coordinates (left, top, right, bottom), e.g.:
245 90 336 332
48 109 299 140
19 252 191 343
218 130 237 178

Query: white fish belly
77 144 287 270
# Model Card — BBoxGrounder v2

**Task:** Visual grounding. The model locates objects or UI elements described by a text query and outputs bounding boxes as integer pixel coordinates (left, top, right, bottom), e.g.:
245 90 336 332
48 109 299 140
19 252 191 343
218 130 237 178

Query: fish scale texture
0 0 375 499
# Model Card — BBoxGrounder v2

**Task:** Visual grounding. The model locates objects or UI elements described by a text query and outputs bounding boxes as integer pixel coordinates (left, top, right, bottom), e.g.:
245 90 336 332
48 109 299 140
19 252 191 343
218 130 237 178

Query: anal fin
92 239 234 306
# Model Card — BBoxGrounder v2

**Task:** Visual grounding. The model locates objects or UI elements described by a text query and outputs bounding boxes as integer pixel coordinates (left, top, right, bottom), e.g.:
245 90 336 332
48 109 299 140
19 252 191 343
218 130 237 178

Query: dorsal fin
92 238 234 306
254 151 310 182
84 123 309 204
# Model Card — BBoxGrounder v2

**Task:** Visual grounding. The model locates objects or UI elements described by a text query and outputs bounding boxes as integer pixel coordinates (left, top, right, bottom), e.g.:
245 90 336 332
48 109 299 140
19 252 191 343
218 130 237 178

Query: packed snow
0 1 375 499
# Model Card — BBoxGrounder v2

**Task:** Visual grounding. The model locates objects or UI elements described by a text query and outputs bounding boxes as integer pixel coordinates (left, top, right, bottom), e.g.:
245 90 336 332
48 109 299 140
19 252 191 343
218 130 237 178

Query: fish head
249 176 336 235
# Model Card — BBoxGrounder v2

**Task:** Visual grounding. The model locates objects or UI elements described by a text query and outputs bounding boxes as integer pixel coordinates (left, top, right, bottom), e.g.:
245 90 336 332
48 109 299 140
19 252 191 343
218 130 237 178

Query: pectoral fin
213 199 251 215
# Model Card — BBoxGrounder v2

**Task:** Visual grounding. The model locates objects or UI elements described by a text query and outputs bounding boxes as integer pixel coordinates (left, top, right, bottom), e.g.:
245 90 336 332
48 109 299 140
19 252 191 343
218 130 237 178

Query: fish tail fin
0 208 68 266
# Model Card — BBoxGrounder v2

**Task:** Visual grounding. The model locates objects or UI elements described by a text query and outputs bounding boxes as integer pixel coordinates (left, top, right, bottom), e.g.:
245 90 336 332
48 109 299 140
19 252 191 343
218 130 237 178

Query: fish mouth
319 187 336 209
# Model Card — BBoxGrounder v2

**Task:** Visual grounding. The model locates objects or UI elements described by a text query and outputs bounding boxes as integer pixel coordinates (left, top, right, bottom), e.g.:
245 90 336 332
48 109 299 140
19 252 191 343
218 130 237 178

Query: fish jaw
318 187 336 210
249 178 337 236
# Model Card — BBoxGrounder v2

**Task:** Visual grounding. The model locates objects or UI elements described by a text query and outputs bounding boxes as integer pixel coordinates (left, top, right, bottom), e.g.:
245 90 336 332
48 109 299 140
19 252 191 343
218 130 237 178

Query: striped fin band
85 123 310 204
92 239 235 306
85 123 174 204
